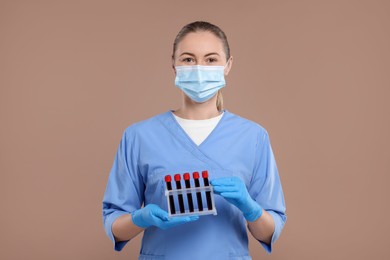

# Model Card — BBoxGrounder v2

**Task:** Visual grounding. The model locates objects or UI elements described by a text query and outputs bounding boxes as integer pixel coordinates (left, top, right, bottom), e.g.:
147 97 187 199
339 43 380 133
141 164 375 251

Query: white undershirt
173 112 224 146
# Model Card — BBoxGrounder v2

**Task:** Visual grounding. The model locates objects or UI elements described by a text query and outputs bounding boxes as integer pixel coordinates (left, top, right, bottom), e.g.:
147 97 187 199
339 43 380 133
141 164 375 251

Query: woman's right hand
131 204 199 230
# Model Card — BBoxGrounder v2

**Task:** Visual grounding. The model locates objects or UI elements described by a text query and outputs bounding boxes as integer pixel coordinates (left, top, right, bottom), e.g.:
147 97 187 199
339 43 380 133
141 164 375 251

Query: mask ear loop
224 57 232 68
224 57 232 72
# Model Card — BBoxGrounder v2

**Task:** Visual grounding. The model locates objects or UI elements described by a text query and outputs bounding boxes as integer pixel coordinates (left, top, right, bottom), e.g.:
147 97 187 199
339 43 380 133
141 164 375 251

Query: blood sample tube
183 173 194 212
202 170 213 210
174 174 185 213
193 172 203 212
165 175 176 215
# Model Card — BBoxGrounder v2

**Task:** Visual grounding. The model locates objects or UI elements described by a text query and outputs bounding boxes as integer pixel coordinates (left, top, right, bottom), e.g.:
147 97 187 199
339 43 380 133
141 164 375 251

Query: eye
181 57 195 63
206 57 218 63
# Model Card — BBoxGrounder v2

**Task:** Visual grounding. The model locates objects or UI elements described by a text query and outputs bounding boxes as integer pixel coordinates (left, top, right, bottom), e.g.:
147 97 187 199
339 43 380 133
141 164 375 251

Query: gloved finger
150 205 169 221
211 177 237 186
213 185 239 193
160 215 199 229
169 215 199 224
220 191 241 199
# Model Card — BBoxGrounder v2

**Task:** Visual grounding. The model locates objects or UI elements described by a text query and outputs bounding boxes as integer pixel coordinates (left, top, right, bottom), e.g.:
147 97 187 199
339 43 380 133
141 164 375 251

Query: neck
174 95 221 120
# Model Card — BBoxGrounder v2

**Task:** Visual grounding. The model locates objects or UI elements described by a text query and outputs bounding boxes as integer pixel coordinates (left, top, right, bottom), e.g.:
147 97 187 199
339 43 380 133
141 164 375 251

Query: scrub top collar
168 109 228 148
155 110 229 170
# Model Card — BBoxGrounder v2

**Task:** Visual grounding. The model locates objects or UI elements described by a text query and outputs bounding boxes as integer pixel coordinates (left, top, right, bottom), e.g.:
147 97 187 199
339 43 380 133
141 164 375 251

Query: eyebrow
179 52 221 57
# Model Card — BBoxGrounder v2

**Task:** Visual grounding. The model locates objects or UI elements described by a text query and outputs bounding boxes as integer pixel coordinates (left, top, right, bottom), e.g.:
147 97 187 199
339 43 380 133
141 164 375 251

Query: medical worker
103 21 286 259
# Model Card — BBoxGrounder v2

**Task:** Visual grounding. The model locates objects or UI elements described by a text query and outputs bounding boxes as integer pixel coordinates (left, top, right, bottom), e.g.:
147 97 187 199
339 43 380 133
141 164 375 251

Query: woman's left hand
211 177 263 222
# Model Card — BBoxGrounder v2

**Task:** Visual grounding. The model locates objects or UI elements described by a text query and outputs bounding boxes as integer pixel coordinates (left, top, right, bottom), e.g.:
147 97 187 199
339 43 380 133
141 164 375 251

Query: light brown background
1 0 389 259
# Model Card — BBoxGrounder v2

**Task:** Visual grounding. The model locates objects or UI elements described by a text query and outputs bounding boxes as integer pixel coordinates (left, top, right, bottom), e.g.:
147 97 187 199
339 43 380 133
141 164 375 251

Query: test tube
202 170 213 210
193 172 203 212
183 173 194 212
164 175 176 215
174 174 185 213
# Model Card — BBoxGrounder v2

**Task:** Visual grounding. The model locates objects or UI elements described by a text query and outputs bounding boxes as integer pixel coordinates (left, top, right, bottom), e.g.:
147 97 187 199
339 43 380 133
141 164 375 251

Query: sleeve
248 130 287 254
102 128 145 251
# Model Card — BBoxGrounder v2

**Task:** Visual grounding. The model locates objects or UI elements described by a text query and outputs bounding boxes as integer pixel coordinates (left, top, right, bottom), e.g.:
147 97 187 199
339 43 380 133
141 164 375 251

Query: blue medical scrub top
102 110 286 260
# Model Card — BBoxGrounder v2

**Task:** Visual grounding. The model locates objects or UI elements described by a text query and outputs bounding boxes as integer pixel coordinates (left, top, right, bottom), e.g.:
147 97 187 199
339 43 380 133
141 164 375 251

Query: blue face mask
174 64 227 103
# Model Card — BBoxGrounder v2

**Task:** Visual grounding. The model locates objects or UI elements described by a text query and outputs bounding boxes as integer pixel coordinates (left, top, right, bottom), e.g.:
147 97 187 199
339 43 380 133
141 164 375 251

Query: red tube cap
174 174 181 181
164 175 172 182
202 170 209 178
193 172 200 179
183 173 190 180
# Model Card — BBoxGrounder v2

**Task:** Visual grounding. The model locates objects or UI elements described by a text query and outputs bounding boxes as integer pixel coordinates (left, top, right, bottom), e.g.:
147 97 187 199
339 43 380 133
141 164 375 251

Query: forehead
176 31 225 56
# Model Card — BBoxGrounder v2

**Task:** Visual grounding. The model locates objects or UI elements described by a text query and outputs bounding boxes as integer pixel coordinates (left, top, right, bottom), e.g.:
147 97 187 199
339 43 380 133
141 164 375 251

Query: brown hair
172 21 231 111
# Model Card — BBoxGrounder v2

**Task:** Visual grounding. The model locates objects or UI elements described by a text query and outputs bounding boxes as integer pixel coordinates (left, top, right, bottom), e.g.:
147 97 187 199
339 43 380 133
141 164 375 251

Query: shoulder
122 111 171 137
224 110 269 137
224 111 273 151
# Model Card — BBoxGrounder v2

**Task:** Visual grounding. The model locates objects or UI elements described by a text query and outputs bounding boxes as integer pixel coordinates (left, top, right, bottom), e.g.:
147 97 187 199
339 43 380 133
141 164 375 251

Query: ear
172 57 176 75
224 56 233 76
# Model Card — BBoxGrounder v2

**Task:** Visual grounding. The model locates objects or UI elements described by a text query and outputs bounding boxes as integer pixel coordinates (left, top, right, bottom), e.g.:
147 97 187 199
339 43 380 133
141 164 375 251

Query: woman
103 21 286 259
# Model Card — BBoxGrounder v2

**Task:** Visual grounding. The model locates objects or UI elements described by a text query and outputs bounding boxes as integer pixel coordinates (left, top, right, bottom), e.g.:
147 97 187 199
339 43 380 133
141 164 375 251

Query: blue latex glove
132 204 199 230
211 177 263 222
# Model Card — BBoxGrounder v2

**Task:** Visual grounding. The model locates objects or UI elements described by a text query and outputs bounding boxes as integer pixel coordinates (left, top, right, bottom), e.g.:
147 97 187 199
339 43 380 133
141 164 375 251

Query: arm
248 130 286 252
212 131 286 253
247 210 275 245
102 129 145 251
103 130 199 250
112 214 143 242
